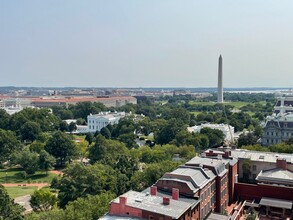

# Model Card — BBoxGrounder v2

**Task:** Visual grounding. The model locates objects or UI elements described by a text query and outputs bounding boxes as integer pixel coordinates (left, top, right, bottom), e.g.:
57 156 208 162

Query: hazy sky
1 1 293 88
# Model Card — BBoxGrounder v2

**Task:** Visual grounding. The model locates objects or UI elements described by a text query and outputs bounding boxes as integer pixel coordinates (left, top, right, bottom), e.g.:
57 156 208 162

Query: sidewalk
2 183 49 189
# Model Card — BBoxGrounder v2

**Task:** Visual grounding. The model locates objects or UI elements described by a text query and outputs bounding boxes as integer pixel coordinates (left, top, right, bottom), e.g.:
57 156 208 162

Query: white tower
217 55 223 103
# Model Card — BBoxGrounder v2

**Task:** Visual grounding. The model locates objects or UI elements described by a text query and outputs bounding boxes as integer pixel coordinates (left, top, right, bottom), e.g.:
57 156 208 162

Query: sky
1 1 293 88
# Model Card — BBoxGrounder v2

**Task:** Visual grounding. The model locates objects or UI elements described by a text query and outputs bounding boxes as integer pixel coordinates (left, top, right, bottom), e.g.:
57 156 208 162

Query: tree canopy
44 131 77 167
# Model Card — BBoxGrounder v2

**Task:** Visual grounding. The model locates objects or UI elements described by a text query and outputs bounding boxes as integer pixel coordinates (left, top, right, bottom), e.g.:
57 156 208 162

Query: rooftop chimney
119 196 127 205
150 186 157 196
163 197 170 205
224 151 231 158
172 188 179 200
276 158 287 170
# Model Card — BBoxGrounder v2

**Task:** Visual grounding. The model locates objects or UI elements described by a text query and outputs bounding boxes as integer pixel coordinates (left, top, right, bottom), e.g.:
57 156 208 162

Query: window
252 165 256 171
212 194 216 205
149 215 154 220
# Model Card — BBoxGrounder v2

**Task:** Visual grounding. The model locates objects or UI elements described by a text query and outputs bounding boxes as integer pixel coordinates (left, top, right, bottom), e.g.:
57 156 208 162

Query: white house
87 112 126 133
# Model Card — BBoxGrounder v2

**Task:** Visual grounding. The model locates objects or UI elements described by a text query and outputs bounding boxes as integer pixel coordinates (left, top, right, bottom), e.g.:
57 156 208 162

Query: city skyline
1 1 293 88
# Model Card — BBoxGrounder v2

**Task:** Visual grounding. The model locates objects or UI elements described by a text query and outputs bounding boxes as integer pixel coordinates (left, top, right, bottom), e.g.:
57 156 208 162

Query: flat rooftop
231 149 293 163
256 168 293 185
111 190 197 219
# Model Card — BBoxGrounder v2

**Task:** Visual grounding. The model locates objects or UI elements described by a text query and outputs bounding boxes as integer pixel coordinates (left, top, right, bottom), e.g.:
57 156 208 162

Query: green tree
56 163 117 207
100 127 111 139
85 133 94 145
9 108 61 133
29 141 45 154
155 118 185 145
59 121 69 132
0 185 24 220
88 135 128 164
25 192 114 220
70 102 106 120
20 121 41 142
242 159 251 181
200 127 224 148
0 129 20 164
39 150 56 174
30 188 57 212
12 150 39 175
68 122 77 133
25 208 65 220
130 160 181 191
45 131 77 167
0 109 10 129
114 154 139 178
237 132 258 147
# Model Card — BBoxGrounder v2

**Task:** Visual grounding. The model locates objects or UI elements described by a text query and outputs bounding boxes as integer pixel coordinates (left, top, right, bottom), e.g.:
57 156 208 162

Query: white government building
87 111 127 133
188 123 234 141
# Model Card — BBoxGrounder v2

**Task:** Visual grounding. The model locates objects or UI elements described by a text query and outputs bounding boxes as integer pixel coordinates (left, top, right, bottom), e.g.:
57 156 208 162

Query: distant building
262 94 293 146
31 96 137 108
3 106 24 115
87 112 126 133
188 123 234 141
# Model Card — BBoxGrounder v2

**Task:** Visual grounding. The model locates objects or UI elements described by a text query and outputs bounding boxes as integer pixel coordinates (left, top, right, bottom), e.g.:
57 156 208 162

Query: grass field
189 101 250 109
0 168 58 184
5 186 38 198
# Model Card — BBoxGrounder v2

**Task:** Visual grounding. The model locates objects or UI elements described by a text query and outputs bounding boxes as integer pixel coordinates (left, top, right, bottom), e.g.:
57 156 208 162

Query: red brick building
107 189 200 220
155 166 217 219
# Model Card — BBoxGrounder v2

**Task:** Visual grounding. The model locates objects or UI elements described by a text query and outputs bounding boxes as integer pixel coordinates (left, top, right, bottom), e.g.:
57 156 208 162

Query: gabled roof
161 166 215 191
185 156 228 176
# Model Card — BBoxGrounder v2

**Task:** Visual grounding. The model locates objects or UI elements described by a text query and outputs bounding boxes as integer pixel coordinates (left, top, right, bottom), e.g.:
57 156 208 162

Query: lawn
189 101 250 109
5 186 38 199
0 168 59 184
189 101 215 106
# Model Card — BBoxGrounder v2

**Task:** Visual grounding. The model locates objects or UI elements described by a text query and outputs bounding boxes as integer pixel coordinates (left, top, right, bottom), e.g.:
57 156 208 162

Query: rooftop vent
135 198 143 203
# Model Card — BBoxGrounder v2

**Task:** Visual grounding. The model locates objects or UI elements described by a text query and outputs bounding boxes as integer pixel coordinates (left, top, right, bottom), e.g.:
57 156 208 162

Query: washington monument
217 55 223 103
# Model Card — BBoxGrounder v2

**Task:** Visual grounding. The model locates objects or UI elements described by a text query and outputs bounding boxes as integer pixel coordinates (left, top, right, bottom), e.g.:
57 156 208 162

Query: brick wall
234 183 293 201
229 162 238 204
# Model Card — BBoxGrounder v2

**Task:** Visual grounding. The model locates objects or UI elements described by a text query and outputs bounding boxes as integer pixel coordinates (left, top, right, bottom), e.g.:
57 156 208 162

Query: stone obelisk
217 55 223 103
